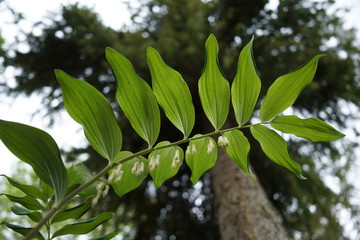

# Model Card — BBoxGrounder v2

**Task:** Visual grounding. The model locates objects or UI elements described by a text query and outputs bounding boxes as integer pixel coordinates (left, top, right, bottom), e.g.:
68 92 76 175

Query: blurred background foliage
1 0 360 239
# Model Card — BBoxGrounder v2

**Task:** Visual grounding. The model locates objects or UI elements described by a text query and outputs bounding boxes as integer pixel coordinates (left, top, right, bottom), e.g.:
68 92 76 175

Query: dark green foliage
2 0 360 239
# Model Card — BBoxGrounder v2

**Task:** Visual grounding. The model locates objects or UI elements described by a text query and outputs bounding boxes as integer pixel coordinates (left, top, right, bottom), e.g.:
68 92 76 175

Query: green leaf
106 48 161 146
51 212 113 238
10 205 42 222
147 47 195 137
90 233 117 240
2 194 44 211
198 34 230 130
55 70 122 161
51 199 91 224
111 151 148 197
1 175 46 201
260 55 325 122
148 141 184 188
0 120 68 201
231 37 261 126
2 222 45 240
223 130 255 177
250 125 305 179
67 163 96 196
270 115 345 142
40 180 54 201
185 135 217 184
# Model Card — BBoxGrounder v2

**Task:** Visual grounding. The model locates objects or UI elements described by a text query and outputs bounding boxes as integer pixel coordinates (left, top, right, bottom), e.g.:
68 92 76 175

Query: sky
1 0 360 238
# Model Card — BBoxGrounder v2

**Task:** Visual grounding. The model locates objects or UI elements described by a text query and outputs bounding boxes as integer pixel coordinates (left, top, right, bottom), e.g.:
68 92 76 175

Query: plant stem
25 122 260 239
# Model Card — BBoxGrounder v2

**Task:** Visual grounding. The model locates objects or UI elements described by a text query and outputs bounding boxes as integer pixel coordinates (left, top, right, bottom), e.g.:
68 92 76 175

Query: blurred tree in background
2 0 360 239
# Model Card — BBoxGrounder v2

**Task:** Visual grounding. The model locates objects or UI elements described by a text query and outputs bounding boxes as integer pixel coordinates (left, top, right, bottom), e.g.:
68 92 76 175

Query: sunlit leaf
51 199 91 224
1 175 46 201
90 233 117 240
148 141 184 188
2 194 44 211
260 55 325 122
185 135 217 184
0 120 68 201
67 163 96 196
231 37 261 126
198 34 230 130
55 70 122 161
270 115 345 142
147 47 195 137
111 151 148 197
250 125 305 179
51 212 113 238
223 130 255 177
106 48 161 146
2 222 45 240
10 205 42 222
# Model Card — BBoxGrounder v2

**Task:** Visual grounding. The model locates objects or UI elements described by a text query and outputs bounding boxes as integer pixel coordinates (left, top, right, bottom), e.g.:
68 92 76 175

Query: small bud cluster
186 144 197 156
149 154 160 171
218 136 230 147
108 164 124 183
131 161 145 176
207 140 215 154
92 182 110 207
171 150 181 170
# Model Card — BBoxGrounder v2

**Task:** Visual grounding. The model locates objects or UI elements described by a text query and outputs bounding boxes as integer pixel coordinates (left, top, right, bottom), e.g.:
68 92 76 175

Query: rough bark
211 148 289 240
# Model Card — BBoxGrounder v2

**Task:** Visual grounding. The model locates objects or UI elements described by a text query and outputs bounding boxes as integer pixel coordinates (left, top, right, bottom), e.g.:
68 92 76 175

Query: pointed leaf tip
250 125 305 179
270 115 345 142
106 47 160 146
231 37 261 126
55 70 122 161
147 47 195 137
260 54 325 122
199 34 230 130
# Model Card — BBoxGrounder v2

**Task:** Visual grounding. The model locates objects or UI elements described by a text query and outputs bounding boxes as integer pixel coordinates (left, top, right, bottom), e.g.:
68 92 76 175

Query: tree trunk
211 148 289 240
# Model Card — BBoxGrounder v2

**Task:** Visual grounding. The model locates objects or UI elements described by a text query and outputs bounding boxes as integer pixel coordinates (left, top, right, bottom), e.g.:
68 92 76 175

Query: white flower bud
114 170 124 183
102 185 110 198
191 144 197 155
207 140 215 154
218 136 230 147
91 195 100 207
171 150 181 170
186 145 191 156
149 155 160 171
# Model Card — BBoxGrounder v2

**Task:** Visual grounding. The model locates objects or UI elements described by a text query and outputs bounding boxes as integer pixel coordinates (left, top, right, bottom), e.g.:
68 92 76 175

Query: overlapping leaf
250 125 305 178
51 212 113 238
2 194 44 211
1 175 46 201
147 47 195 137
223 130 255 177
270 115 345 142
198 34 230 130
106 48 160 146
260 55 325 122
148 141 184 188
10 205 42 222
51 199 91 224
110 151 148 197
0 120 68 201
2 223 45 240
67 163 96 196
231 37 261 126
55 70 122 161
185 135 217 184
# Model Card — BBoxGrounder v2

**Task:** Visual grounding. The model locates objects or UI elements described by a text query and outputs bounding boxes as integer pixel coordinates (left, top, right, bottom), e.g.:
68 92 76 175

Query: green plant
0 34 344 239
